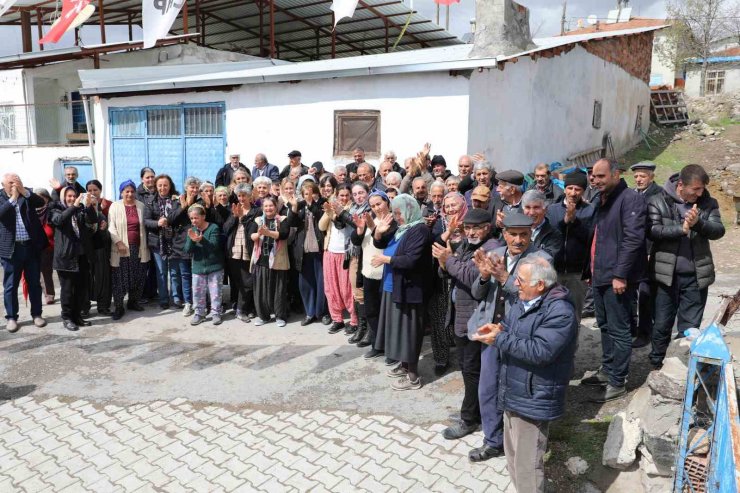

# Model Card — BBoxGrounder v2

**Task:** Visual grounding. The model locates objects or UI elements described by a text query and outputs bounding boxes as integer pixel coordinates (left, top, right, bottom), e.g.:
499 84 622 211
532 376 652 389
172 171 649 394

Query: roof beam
357 0 427 48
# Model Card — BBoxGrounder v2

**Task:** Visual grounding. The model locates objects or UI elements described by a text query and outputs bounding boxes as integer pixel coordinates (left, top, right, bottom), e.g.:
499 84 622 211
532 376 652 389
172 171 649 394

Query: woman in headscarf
371 194 432 390
85 180 113 315
34 188 56 305
439 192 468 246
289 180 326 326
144 174 179 310
250 196 291 326
346 182 371 340
223 183 259 322
354 190 397 352
108 180 151 320
319 183 356 334
49 186 99 330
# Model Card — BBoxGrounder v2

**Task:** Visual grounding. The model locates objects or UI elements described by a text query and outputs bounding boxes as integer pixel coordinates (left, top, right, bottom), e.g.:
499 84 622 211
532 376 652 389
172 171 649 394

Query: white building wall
467 45 650 172
0 146 92 190
684 64 740 97
91 71 471 197
650 33 680 87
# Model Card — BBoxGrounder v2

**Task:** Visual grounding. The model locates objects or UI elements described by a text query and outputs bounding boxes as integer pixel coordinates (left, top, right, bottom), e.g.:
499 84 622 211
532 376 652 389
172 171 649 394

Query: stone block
602 411 641 469
640 394 681 474
647 357 687 401
565 456 589 476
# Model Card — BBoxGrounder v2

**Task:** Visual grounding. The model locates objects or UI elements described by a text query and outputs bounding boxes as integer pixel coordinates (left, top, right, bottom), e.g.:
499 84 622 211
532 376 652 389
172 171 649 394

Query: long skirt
380 291 424 365
227 258 255 315
40 248 55 298
323 251 357 325
253 264 289 321
429 280 455 365
112 244 147 310
91 245 112 312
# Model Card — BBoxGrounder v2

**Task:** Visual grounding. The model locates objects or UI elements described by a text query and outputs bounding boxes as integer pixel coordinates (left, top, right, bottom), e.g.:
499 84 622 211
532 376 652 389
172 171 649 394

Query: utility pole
560 1 567 35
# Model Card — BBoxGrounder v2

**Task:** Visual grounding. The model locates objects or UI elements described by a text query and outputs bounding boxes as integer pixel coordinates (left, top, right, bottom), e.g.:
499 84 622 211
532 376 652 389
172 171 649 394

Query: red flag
434 0 460 5
40 0 92 45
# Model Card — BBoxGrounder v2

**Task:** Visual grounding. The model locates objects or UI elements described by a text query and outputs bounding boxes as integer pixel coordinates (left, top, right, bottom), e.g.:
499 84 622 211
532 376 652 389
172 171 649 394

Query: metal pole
36 9 43 51
445 4 449 30
269 0 276 58
20 11 32 53
195 0 201 45
127 13 132 41
182 0 189 34
331 12 336 58
258 0 264 56
560 1 567 36
435 3 439 25
81 96 98 181
98 0 106 44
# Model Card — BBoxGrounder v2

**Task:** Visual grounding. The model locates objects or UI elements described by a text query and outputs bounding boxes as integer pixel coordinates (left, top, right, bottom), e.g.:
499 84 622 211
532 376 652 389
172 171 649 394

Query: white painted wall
0 146 92 190
91 71 471 197
467 45 650 172
685 64 740 97
650 33 681 87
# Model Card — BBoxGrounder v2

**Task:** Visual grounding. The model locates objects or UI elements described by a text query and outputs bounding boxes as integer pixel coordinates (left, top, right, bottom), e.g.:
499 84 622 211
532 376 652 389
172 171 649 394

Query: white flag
331 0 359 28
143 0 185 49
0 0 18 19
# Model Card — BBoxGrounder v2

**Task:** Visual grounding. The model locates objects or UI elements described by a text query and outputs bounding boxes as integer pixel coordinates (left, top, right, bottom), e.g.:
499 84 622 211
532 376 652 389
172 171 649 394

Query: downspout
82 95 97 180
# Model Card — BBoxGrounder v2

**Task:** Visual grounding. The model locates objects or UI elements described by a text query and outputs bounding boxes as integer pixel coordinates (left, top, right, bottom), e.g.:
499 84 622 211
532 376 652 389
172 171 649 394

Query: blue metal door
110 103 225 194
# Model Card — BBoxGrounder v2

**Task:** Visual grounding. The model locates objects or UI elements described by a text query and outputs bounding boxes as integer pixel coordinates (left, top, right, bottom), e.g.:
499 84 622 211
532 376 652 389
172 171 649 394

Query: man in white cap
216 151 250 187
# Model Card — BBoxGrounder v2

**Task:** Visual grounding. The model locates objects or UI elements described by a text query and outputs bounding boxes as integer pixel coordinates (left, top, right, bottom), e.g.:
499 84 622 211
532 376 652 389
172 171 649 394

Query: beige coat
107 200 151 267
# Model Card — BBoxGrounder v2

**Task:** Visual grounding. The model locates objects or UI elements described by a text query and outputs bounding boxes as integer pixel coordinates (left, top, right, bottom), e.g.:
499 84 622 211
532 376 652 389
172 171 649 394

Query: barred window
147 108 180 136
185 106 223 136
334 110 380 157
705 71 725 95
0 105 16 142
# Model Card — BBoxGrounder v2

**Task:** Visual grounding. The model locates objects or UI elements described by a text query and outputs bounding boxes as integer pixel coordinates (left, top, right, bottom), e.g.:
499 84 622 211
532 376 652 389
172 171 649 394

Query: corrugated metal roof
79 25 666 95
2 0 462 62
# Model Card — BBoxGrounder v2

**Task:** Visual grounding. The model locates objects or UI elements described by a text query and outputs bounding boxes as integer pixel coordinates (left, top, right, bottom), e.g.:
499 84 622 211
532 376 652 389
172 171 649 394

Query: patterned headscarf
442 192 468 244
58 185 79 210
368 189 390 205
391 194 424 240
118 179 136 198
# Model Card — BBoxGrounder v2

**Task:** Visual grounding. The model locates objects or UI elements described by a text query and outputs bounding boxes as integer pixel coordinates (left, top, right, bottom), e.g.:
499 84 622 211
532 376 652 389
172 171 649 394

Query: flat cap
288 150 302 158
431 155 447 167
502 212 533 228
463 208 492 224
471 185 491 201
496 170 524 186
630 161 656 172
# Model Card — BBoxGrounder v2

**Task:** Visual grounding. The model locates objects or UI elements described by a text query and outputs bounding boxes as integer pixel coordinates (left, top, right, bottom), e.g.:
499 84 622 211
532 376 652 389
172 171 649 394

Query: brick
194 460 225 481
138 444 168 463
17 474 49 492
168 464 201 486
312 454 343 474
264 463 296 483
245 451 278 472
407 450 439 471
203 446 231 466
289 457 321 478
358 476 391 493
295 445 322 463
380 470 416 491
258 477 289 493
212 471 245 491
284 474 319 492
73 466 107 487
128 458 158 478
142 469 172 488
455 472 491 492
359 459 391 482
221 457 251 477
5 464 37 484
236 465 271 488
43 469 79 489
163 441 190 459
405 465 441 489
179 450 207 470
335 463 367 486
115 473 147 492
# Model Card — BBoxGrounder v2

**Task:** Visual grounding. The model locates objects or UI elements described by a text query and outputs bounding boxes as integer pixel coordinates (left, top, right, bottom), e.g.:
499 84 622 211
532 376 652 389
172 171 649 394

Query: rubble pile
685 91 740 124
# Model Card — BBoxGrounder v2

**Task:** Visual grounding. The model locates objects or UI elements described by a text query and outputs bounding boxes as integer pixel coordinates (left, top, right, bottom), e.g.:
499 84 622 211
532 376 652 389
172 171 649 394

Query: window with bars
185 106 223 135
592 100 602 129
0 105 16 142
334 110 380 157
147 108 180 136
705 71 725 95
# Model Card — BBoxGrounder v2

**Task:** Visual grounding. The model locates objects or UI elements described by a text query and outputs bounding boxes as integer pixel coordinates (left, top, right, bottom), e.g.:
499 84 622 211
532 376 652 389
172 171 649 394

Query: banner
331 0 359 28
0 0 18 19
143 0 186 49
40 0 92 45
434 0 460 5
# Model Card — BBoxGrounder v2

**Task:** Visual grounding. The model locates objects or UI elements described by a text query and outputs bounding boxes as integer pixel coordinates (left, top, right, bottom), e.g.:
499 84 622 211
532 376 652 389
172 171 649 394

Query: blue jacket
252 163 280 182
495 284 578 421
0 189 48 258
546 199 595 274
585 179 647 286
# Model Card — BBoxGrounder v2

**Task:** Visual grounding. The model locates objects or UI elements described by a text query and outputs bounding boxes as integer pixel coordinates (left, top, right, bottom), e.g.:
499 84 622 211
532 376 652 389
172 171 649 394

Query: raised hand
564 199 577 224
365 212 375 231
431 241 452 267
231 203 243 218
49 177 61 190
188 228 203 243
374 213 393 234
496 210 505 229
354 213 366 231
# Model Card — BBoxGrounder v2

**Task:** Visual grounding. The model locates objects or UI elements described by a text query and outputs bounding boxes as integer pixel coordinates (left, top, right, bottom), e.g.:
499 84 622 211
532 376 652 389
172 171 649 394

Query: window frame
333 110 381 158
0 104 16 142
705 70 725 95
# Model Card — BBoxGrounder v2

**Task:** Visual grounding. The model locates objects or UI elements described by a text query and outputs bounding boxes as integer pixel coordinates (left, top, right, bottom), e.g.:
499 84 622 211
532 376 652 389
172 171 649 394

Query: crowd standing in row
0 143 725 492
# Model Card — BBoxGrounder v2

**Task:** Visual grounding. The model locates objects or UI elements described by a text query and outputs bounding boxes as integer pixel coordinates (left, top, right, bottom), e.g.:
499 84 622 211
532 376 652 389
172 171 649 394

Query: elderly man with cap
546 170 595 323
432 208 499 441
465 212 552 462
279 150 309 180
581 158 646 403
631 161 662 199
216 151 251 188
431 155 452 182
473 256 578 492
533 163 564 206
252 153 280 182
492 170 525 237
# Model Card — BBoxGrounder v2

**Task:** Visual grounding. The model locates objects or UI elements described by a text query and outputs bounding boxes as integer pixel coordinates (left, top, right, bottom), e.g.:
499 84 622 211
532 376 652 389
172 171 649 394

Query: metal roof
79 25 666 95
3 0 462 62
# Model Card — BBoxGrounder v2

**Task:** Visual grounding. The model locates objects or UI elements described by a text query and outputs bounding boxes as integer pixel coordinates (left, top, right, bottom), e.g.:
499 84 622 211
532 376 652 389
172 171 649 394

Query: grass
715 116 740 127
620 126 688 186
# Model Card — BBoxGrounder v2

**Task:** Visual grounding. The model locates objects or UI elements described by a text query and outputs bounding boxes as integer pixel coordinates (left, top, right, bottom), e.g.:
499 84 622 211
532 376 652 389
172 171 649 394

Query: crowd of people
0 143 725 491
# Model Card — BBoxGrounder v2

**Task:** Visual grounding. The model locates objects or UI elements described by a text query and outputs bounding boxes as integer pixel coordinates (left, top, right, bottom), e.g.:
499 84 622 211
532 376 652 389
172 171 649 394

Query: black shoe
468 445 504 462
590 384 627 403
159 303 170 310
80 310 90 318
357 328 372 348
172 301 184 309
443 421 479 440
364 348 384 359
384 358 399 367
112 308 125 321
63 320 79 332
434 362 448 376
301 316 316 327
328 322 345 334
98 308 112 316
321 315 332 325
127 303 145 312
344 324 358 335
581 310 595 318
73 319 92 327
581 369 609 387
632 335 650 349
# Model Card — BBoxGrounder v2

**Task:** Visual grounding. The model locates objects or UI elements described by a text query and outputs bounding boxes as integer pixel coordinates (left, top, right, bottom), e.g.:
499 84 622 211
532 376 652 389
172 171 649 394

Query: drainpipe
81 95 97 180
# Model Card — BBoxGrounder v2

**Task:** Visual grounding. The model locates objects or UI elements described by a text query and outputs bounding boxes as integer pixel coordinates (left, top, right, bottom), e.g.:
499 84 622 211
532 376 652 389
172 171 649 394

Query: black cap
288 150 302 158
312 161 324 173
630 161 656 172
564 170 588 189
496 170 524 186
463 208 492 225
502 212 533 228
431 155 447 167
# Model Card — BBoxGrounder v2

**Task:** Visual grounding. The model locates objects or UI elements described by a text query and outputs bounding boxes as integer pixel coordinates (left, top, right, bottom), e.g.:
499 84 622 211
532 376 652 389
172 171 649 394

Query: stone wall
581 32 654 85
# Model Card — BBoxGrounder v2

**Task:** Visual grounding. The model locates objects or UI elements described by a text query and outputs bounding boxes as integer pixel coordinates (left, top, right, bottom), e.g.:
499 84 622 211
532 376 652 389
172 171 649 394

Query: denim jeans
478 344 504 448
2 242 43 320
650 273 707 366
298 252 325 318
152 252 172 305
594 284 636 387
170 257 192 304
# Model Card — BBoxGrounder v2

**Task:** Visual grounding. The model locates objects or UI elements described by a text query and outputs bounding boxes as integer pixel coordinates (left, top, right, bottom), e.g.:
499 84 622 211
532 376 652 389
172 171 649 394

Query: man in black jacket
215 152 250 187
50 166 86 201
630 161 663 348
581 159 646 403
546 170 595 324
522 189 562 260
0 173 49 333
647 165 724 368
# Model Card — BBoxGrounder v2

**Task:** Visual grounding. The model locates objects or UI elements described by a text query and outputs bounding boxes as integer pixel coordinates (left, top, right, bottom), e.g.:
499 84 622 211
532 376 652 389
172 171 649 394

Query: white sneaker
182 303 194 317
253 317 266 326
276 319 286 327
